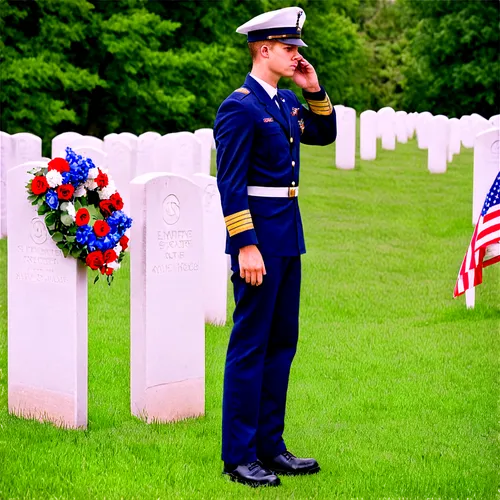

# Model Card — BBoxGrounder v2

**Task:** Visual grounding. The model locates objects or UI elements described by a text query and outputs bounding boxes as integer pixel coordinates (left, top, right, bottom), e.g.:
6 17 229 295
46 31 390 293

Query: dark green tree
400 0 500 117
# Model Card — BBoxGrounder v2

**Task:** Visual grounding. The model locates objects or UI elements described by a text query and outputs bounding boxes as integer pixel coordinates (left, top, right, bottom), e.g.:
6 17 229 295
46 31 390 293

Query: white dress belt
247 186 299 198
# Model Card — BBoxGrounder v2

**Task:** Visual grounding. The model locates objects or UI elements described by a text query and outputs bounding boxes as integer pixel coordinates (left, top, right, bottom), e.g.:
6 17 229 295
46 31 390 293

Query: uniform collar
244 74 290 132
249 73 278 100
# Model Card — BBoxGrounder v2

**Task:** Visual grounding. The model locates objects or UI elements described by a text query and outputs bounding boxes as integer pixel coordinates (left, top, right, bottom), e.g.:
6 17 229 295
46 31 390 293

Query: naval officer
214 6 337 487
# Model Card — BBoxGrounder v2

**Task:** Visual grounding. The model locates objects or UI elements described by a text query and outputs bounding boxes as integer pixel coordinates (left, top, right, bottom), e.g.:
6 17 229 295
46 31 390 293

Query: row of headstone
51 129 215 177
0 129 216 238
8 163 227 428
353 107 499 175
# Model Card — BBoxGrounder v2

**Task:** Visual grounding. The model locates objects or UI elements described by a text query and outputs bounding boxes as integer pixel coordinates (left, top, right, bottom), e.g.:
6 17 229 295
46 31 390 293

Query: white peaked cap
236 6 307 47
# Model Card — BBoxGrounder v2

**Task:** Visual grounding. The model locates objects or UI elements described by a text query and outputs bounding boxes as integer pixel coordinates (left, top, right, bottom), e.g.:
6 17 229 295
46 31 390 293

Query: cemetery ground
0 138 498 500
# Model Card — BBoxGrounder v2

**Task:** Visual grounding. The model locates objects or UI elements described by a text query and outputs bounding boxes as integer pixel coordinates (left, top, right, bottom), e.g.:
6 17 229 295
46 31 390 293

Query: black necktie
273 95 288 123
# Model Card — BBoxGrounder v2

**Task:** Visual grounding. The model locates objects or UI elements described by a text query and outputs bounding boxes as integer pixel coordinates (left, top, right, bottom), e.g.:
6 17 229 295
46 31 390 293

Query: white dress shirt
249 74 280 107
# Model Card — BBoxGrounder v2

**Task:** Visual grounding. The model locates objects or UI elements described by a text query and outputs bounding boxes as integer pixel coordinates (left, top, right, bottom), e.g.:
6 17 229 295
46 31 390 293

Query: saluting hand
292 55 321 93
239 245 266 286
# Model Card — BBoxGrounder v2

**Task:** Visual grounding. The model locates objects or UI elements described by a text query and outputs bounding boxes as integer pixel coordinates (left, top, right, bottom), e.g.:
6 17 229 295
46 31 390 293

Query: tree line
1 0 498 151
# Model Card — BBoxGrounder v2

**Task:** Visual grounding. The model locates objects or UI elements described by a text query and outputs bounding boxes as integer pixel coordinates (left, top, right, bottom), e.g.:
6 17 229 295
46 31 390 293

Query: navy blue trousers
222 255 301 466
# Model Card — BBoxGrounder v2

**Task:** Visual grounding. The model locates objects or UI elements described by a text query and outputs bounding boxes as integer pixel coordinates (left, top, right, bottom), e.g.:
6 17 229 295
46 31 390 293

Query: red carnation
93 220 110 237
85 251 104 270
99 199 115 217
110 192 124 211
100 266 114 275
75 208 90 226
48 157 70 173
95 170 109 189
103 249 117 264
119 235 129 251
57 184 75 200
31 176 49 195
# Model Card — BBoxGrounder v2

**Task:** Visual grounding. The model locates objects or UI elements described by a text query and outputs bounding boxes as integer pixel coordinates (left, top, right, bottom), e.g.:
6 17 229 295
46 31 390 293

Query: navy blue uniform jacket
214 74 337 256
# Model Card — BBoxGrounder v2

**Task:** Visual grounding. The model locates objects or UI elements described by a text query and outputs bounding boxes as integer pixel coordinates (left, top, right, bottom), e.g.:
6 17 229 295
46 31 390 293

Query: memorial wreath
26 147 132 284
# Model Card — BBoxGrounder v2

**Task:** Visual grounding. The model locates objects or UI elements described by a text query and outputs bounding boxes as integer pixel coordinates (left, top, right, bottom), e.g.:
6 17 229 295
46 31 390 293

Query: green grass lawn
0 137 498 499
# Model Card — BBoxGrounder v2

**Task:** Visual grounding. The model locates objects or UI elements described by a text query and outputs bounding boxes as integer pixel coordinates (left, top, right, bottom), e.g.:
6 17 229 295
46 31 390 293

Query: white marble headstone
448 118 461 161
12 133 42 166
72 146 107 170
80 136 103 151
52 132 82 158
103 139 133 210
459 115 474 149
490 115 500 129
136 132 161 177
2 133 43 238
472 127 500 224
7 161 88 428
472 115 492 145
428 115 449 174
395 111 408 143
378 107 396 150
193 173 227 326
194 129 214 176
333 105 345 122
117 132 138 150
360 110 377 161
416 112 433 149
335 107 356 169
406 112 417 140
130 172 204 422
0 132 14 238
52 133 103 158
151 132 202 176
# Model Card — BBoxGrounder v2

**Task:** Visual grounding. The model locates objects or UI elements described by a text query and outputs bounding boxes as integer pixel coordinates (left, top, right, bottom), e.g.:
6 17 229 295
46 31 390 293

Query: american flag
454 171 500 297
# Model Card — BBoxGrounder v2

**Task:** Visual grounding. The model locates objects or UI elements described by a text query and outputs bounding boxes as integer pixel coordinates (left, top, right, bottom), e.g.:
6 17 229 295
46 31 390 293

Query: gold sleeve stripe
226 213 252 226
227 216 253 232
225 209 250 223
306 94 333 116
308 103 332 111
309 103 332 109
229 222 254 237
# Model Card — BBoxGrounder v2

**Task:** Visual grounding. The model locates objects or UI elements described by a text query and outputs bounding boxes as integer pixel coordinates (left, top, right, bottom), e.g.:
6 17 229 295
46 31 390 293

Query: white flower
46 170 63 188
87 167 99 180
74 185 87 198
114 243 123 255
84 179 98 191
108 261 121 270
98 180 117 200
66 202 76 219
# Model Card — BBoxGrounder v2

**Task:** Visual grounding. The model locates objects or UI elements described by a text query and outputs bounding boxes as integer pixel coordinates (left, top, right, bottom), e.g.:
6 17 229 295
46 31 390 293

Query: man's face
267 43 300 78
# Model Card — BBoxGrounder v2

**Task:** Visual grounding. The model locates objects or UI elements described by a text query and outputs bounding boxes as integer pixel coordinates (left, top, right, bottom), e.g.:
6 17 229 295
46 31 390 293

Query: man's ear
260 45 270 59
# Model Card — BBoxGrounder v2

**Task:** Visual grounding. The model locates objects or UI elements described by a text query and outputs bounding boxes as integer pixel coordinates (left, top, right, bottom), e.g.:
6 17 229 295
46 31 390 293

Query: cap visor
278 39 307 47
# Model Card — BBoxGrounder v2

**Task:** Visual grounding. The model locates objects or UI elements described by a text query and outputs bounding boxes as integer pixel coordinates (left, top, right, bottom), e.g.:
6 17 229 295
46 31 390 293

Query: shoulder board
234 87 250 95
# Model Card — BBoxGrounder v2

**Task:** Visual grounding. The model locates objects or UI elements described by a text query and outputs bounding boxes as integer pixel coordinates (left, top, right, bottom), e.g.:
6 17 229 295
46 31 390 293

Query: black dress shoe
223 460 281 487
261 451 321 476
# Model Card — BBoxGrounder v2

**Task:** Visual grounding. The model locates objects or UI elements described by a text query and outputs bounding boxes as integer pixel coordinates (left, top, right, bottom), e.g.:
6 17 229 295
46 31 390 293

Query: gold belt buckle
288 186 297 198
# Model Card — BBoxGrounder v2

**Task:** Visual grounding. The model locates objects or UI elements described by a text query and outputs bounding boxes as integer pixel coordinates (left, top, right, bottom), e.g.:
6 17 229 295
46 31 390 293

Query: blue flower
45 189 59 210
109 232 121 245
107 211 133 237
65 147 91 185
94 235 114 251
76 225 93 245
87 232 98 252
